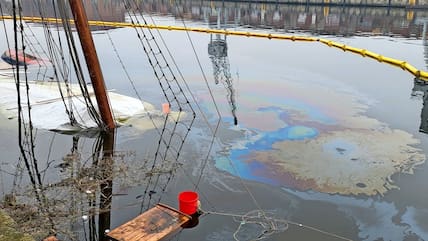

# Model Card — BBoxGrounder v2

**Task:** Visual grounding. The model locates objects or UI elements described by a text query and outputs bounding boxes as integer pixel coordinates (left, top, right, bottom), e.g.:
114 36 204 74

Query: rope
39 0 79 127
126 3 232 215
170 3 223 191
204 210 354 241
0 7 391 241
57 0 104 128
1 15 426 81
10 0 57 233
107 1 199 217
164 6 274 240
84 0 184 137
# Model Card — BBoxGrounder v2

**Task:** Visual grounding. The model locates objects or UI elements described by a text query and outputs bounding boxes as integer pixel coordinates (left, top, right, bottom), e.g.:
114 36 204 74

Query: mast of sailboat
68 0 115 130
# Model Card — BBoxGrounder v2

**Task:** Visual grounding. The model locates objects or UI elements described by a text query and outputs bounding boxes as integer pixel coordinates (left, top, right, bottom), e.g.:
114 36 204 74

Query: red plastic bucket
178 191 199 215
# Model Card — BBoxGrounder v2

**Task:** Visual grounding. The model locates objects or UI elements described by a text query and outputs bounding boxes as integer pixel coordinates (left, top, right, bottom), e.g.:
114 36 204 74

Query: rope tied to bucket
201 209 288 241
232 210 289 241
202 209 354 241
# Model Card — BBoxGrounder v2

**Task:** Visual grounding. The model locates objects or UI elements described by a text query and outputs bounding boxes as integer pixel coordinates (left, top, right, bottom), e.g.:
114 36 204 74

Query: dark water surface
1 1 428 241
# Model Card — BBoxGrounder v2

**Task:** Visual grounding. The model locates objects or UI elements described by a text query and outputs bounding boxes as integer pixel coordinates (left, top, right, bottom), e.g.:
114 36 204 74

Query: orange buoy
162 103 170 114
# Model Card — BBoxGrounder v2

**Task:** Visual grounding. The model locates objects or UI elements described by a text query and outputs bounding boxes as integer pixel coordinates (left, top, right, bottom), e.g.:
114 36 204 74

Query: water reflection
412 79 428 134
212 76 425 196
139 0 427 38
19 0 126 22
2 1 428 241
412 18 428 134
1 0 197 239
1 0 427 37
284 187 428 240
0 124 188 240
10 131 116 241
423 19 428 69
96 132 114 241
208 8 238 125
0 0 126 30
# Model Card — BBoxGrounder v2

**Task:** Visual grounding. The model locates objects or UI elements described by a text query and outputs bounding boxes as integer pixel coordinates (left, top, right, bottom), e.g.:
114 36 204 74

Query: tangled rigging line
203 209 354 241
231 210 289 241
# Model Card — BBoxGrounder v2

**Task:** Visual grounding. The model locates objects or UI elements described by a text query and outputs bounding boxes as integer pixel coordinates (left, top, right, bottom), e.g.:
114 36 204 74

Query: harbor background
0 0 428 240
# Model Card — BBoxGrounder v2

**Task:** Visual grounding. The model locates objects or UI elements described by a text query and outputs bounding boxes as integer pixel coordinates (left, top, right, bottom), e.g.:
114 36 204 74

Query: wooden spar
68 0 115 130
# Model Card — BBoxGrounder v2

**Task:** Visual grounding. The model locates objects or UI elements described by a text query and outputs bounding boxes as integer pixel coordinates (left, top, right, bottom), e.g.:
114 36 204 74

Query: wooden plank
107 204 191 241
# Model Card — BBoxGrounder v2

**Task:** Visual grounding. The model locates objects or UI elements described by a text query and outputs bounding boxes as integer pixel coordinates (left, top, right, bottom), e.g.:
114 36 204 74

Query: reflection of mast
65 133 114 241
415 19 428 134
208 8 238 125
423 21 428 70
97 131 114 241
6 131 115 240
209 34 228 85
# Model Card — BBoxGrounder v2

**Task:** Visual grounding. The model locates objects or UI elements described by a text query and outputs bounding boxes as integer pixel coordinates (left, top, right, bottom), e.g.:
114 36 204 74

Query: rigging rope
79 2 221 215
0 5 381 241
203 209 354 241
166 4 285 240
9 0 56 234
172 7 223 191
172 0 263 213
38 0 79 127
57 0 104 128
3 1 105 129
119 0 198 214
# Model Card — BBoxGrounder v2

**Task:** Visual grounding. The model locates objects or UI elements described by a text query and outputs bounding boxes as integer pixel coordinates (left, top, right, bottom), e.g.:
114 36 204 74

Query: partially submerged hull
1 49 45 66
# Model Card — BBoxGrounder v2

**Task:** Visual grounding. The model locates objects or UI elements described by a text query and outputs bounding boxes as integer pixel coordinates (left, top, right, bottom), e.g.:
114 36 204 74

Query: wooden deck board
106 203 191 241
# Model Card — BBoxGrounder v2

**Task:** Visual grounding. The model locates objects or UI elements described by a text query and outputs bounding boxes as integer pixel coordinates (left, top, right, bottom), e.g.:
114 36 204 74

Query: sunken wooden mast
68 0 115 130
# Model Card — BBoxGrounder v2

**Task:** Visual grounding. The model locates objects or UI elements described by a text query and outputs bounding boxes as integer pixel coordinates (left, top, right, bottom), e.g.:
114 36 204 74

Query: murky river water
1 1 428 240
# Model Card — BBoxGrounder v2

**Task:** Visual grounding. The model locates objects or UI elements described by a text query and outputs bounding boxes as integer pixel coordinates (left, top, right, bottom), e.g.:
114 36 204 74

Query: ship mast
68 0 115 130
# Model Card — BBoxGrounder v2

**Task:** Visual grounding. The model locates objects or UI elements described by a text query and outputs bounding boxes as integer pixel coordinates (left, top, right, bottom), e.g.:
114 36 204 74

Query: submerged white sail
0 70 147 132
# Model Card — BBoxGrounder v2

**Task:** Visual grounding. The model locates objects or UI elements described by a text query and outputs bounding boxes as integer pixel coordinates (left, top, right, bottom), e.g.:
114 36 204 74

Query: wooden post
68 0 115 130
